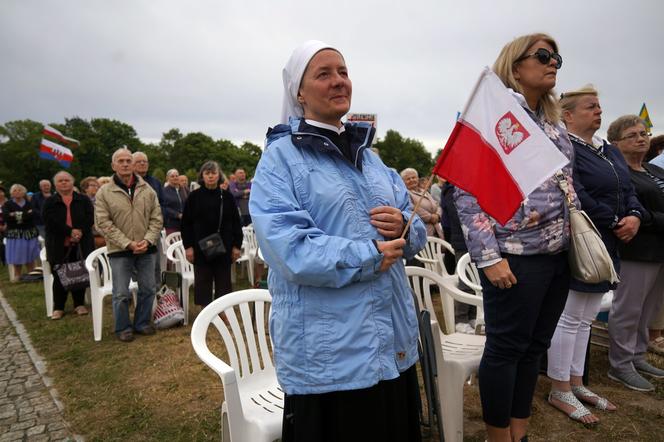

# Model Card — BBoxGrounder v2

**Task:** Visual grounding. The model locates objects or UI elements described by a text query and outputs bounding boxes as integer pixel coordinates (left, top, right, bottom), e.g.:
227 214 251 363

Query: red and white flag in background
39 138 74 168
433 67 569 225
42 125 79 147
39 125 78 168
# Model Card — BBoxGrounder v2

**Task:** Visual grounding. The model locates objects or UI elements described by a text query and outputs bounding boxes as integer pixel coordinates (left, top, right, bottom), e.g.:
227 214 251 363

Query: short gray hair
607 115 648 143
166 169 179 177
197 161 225 187
132 151 148 161
111 147 132 163
53 170 75 183
400 167 418 179
9 184 27 196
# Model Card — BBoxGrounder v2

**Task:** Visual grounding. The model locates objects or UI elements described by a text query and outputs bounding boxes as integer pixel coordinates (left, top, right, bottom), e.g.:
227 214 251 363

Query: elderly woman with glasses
249 40 427 441
400 168 444 238
546 86 644 423
455 33 578 441
606 115 664 392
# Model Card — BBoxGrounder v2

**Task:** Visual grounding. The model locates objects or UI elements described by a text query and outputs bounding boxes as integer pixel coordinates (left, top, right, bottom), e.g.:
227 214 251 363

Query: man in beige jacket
95 147 163 342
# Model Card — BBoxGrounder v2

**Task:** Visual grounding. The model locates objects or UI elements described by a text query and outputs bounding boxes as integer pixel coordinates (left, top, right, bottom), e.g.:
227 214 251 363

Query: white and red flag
42 125 79 147
39 138 74 168
433 67 569 225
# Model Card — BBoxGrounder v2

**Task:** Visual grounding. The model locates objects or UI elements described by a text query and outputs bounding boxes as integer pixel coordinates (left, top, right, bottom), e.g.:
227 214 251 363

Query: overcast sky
1 0 662 155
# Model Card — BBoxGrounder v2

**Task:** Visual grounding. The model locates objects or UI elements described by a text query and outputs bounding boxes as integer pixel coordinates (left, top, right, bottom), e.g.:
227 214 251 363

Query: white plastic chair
235 226 258 286
415 236 455 276
405 266 485 442
164 231 182 249
40 248 54 318
191 289 282 442
158 229 168 271
165 240 193 325
455 253 483 294
85 247 138 341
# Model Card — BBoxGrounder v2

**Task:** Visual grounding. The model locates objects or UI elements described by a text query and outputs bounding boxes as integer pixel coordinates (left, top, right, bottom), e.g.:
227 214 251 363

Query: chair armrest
441 278 483 307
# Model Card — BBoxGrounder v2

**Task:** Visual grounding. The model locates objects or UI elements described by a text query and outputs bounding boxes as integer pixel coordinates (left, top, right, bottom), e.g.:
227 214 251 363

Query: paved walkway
0 291 76 441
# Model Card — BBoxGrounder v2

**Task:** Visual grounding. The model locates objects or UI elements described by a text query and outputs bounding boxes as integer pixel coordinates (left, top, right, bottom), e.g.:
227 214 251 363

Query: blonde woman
455 33 577 441
547 86 638 422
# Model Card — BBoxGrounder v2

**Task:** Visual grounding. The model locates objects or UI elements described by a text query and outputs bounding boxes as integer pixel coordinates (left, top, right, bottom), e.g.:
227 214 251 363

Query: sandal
648 336 664 356
571 385 615 411
548 390 596 425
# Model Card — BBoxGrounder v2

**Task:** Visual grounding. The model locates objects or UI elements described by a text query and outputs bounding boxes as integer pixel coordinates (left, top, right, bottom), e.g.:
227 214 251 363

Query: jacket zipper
292 127 372 169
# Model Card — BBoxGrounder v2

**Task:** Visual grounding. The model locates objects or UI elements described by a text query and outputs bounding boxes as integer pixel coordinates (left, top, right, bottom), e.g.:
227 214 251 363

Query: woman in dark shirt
180 161 243 308
42 171 94 319
3 184 40 280
547 86 642 422
607 115 664 392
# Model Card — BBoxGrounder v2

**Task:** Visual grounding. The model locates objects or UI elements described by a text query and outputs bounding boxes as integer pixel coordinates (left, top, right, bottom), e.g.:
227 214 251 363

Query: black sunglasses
516 48 563 69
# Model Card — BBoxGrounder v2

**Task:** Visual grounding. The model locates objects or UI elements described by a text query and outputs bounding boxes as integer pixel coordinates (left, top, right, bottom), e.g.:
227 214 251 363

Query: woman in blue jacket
249 40 427 442
547 86 643 423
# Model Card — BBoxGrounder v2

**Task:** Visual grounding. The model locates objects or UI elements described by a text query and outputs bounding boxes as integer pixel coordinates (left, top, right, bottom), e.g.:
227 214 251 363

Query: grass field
0 264 663 441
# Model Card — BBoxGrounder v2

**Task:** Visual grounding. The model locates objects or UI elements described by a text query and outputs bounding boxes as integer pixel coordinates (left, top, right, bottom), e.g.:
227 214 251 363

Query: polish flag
39 138 74 167
433 67 569 225
43 125 79 147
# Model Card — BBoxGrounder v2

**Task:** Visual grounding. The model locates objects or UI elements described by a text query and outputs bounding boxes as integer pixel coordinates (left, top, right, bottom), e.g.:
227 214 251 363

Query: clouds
1 0 661 154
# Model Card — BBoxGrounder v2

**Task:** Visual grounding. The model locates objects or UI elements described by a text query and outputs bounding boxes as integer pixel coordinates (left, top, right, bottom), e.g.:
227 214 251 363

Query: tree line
0 118 434 191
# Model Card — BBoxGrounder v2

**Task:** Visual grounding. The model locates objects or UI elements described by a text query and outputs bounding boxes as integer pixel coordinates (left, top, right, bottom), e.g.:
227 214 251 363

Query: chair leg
247 258 255 286
221 408 230 442
438 368 466 442
182 281 190 325
92 294 104 342
44 280 53 318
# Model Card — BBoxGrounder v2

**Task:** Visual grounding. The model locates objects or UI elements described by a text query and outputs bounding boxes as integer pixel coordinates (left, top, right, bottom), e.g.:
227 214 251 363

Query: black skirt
281 364 421 442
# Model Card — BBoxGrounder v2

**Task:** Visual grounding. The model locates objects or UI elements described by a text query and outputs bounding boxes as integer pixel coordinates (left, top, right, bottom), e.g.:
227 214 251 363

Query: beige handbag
555 172 620 284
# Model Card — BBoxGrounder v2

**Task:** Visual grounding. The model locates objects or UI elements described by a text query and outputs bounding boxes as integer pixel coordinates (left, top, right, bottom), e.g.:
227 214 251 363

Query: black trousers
193 261 232 307
282 364 421 442
478 253 569 427
52 250 86 311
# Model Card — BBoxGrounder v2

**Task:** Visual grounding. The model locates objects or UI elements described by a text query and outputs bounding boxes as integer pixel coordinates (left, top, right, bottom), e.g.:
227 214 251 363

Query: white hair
111 147 132 163
400 168 419 179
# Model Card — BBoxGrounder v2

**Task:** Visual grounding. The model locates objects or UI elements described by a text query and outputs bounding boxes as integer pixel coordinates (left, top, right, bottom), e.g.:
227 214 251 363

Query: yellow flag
639 103 653 129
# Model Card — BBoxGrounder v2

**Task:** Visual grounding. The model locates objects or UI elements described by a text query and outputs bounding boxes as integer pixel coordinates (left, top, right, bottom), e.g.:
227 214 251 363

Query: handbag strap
554 171 576 210
216 193 224 233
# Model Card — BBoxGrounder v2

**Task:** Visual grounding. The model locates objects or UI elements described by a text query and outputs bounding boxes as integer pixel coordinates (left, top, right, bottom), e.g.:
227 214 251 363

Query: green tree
373 130 433 177
0 119 59 190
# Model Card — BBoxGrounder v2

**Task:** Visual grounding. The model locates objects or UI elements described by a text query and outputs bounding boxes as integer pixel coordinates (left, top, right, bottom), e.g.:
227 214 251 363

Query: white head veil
280 40 338 124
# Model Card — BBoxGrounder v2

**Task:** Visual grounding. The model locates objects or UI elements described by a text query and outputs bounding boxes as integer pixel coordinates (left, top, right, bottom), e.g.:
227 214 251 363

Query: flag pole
400 173 436 239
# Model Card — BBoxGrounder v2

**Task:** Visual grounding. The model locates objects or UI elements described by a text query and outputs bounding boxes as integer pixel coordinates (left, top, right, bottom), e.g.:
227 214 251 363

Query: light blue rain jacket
249 118 427 395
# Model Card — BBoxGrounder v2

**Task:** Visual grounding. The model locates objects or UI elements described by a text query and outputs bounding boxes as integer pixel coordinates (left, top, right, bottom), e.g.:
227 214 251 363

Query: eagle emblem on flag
495 111 530 154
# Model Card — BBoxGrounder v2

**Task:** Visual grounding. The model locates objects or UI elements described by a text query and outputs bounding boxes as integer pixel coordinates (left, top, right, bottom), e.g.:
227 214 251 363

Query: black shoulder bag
197 194 226 260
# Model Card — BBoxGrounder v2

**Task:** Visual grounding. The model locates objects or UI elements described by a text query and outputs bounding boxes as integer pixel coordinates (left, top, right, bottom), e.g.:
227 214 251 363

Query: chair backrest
455 253 483 294
191 289 275 386
242 226 258 254
406 266 485 335
166 240 193 275
415 236 455 276
85 246 112 290
164 231 182 249
39 247 51 276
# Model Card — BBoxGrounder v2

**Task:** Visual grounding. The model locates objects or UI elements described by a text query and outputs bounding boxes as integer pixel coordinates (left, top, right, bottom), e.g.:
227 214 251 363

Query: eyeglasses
619 131 652 141
515 48 563 69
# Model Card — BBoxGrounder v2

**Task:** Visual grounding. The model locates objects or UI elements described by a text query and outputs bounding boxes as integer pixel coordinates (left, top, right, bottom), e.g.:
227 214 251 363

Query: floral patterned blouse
454 91 579 266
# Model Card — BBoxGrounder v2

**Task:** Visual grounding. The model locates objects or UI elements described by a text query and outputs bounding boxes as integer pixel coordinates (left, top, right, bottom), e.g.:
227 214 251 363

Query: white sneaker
455 322 475 334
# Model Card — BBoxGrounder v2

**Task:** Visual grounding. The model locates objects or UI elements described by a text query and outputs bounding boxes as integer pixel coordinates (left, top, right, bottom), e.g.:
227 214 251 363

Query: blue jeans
109 252 157 334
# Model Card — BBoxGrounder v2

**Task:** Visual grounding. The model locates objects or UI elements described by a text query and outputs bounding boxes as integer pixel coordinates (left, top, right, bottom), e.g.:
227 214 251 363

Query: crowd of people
1 31 663 442
0 149 256 339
